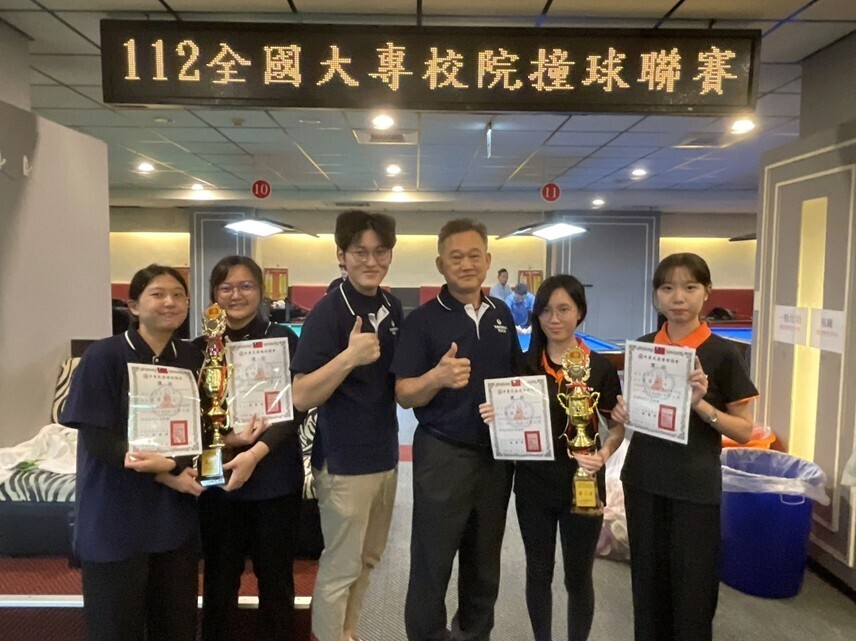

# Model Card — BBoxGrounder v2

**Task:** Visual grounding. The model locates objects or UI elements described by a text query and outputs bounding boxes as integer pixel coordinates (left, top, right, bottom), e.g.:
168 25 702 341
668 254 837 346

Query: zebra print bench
0 358 78 557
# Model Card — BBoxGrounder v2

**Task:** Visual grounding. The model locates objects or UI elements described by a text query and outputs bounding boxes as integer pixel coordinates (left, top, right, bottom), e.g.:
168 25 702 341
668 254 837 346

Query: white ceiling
1 0 854 215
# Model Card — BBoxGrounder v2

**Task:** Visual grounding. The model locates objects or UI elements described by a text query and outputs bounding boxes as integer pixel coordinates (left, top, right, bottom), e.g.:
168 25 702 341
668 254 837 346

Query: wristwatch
708 409 718 425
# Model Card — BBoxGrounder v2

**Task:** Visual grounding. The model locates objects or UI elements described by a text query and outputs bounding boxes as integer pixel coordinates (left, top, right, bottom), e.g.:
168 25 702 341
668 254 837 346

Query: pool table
516 331 623 353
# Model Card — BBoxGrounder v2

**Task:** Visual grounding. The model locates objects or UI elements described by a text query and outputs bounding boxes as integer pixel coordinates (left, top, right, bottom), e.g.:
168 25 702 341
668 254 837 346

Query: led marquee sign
101 21 760 114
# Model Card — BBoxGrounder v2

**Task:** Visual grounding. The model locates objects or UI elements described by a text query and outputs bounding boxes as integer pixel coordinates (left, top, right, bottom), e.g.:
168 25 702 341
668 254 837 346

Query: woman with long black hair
621 252 757 641
481 274 626 641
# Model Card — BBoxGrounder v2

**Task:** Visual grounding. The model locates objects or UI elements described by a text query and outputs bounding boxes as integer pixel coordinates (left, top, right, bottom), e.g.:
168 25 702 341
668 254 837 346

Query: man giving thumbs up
392 218 523 641
291 210 402 641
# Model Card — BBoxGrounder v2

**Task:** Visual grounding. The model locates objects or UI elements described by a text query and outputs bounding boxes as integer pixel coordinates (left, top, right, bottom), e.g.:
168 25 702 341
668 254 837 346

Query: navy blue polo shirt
192 315 303 501
61 326 203 563
391 285 522 448
291 280 402 475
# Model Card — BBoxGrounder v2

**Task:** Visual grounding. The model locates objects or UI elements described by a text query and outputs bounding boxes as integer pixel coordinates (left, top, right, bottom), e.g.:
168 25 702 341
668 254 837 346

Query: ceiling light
299 118 322 124
731 118 756 134
592 198 605 207
391 185 404 192
224 219 289 237
191 183 204 191
497 222 586 241
138 161 154 172
153 117 173 125
224 218 320 238
631 168 648 178
372 114 395 130
386 164 402 176
532 223 587 240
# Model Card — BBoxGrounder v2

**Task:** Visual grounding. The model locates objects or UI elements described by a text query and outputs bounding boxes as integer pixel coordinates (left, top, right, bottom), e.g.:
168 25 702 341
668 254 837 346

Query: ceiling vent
353 129 418 145
674 133 732 149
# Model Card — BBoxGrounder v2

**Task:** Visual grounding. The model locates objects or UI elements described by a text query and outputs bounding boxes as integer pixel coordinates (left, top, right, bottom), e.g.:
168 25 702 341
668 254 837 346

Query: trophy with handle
556 345 603 515
197 303 232 487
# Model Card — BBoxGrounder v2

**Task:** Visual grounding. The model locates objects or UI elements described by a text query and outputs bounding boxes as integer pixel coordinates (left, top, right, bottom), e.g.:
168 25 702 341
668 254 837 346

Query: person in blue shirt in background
489 267 512 300
506 282 536 330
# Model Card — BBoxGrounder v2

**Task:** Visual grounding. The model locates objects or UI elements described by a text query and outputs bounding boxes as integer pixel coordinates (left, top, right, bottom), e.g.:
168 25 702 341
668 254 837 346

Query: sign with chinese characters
101 21 760 114
809 308 846 354
774 305 809 346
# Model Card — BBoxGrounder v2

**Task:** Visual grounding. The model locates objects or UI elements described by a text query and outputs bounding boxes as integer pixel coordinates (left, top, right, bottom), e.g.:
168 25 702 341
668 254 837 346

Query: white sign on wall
773 305 809 345
809 308 847 354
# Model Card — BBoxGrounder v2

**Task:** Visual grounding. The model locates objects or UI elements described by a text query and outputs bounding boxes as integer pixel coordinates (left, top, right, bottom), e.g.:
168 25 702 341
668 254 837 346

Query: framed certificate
623 340 695 445
127 364 203 456
226 337 293 428
484 375 554 461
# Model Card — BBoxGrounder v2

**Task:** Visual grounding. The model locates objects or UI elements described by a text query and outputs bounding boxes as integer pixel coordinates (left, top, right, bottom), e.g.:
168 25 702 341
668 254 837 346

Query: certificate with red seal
226 337 293 429
623 341 694 445
127 363 203 456
484 375 554 461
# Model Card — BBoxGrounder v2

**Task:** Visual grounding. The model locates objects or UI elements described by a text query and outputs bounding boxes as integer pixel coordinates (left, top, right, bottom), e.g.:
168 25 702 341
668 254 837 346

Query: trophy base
571 474 603 516
198 447 228 487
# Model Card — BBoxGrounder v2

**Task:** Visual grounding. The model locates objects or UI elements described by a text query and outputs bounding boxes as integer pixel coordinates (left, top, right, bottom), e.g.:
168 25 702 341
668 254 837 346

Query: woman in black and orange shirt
481 274 626 641
621 252 758 641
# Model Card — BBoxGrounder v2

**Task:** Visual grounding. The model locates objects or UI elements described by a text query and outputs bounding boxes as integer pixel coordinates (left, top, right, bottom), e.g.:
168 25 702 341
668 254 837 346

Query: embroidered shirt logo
494 319 508 334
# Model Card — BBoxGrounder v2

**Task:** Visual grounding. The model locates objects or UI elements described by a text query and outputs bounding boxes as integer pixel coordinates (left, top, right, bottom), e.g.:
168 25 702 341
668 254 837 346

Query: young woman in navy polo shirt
195 255 303 641
621 253 758 641
61 265 204 641
479 275 626 641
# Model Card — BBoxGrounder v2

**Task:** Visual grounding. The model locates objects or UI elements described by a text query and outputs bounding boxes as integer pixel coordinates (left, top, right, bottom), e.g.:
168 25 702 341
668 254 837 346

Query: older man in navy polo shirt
393 218 522 641
291 210 402 641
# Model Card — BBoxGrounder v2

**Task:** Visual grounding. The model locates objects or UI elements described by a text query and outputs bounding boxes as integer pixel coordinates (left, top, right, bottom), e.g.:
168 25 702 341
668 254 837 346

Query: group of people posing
63 211 758 641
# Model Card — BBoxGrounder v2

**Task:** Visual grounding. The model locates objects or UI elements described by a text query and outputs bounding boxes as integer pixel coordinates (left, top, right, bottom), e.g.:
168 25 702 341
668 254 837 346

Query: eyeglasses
347 247 392 264
538 306 577 320
216 281 258 296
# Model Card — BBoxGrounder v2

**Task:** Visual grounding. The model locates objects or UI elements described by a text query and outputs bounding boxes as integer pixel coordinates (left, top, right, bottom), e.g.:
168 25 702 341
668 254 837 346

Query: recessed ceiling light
372 114 395 130
391 185 404 192
631 168 648 178
731 118 756 134
299 118 322 124
138 162 154 173
153 117 173 125
592 198 605 207
191 183 204 191
386 164 402 176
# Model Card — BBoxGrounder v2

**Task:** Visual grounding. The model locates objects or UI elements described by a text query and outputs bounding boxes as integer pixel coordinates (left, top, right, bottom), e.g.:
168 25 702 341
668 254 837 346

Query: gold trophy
557 346 603 515
197 303 232 487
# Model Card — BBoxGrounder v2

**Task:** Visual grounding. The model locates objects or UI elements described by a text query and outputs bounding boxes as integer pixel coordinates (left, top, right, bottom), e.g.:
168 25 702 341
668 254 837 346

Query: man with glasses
393 219 522 641
291 210 402 641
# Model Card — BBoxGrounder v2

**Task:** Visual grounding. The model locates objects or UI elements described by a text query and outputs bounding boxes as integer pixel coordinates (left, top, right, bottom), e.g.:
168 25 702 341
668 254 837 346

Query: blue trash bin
720 448 829 599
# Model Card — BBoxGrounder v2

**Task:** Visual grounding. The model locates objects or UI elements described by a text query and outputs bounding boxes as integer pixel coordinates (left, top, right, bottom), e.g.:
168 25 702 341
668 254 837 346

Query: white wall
659 237 757 288
110 232 190 282
0 118 110 446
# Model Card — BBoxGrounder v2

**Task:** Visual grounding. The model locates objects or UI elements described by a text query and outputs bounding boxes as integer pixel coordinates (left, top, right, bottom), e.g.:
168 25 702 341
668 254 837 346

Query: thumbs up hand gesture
346 316 381 366
434 342 471 389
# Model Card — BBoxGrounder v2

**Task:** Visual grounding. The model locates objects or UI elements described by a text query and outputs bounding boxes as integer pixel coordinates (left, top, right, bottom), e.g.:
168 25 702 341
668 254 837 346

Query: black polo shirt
291 280 402 475
192 315 303 501
514 341 622 507
621 323 758 505
391 285 522 448
61 326 203 563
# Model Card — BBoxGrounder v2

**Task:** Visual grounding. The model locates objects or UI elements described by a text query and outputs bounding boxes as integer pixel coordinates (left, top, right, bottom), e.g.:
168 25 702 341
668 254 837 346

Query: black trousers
623 484 721 641
515 498 603 641
405 429 513 641
199 491 301 641
80 537 199 641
